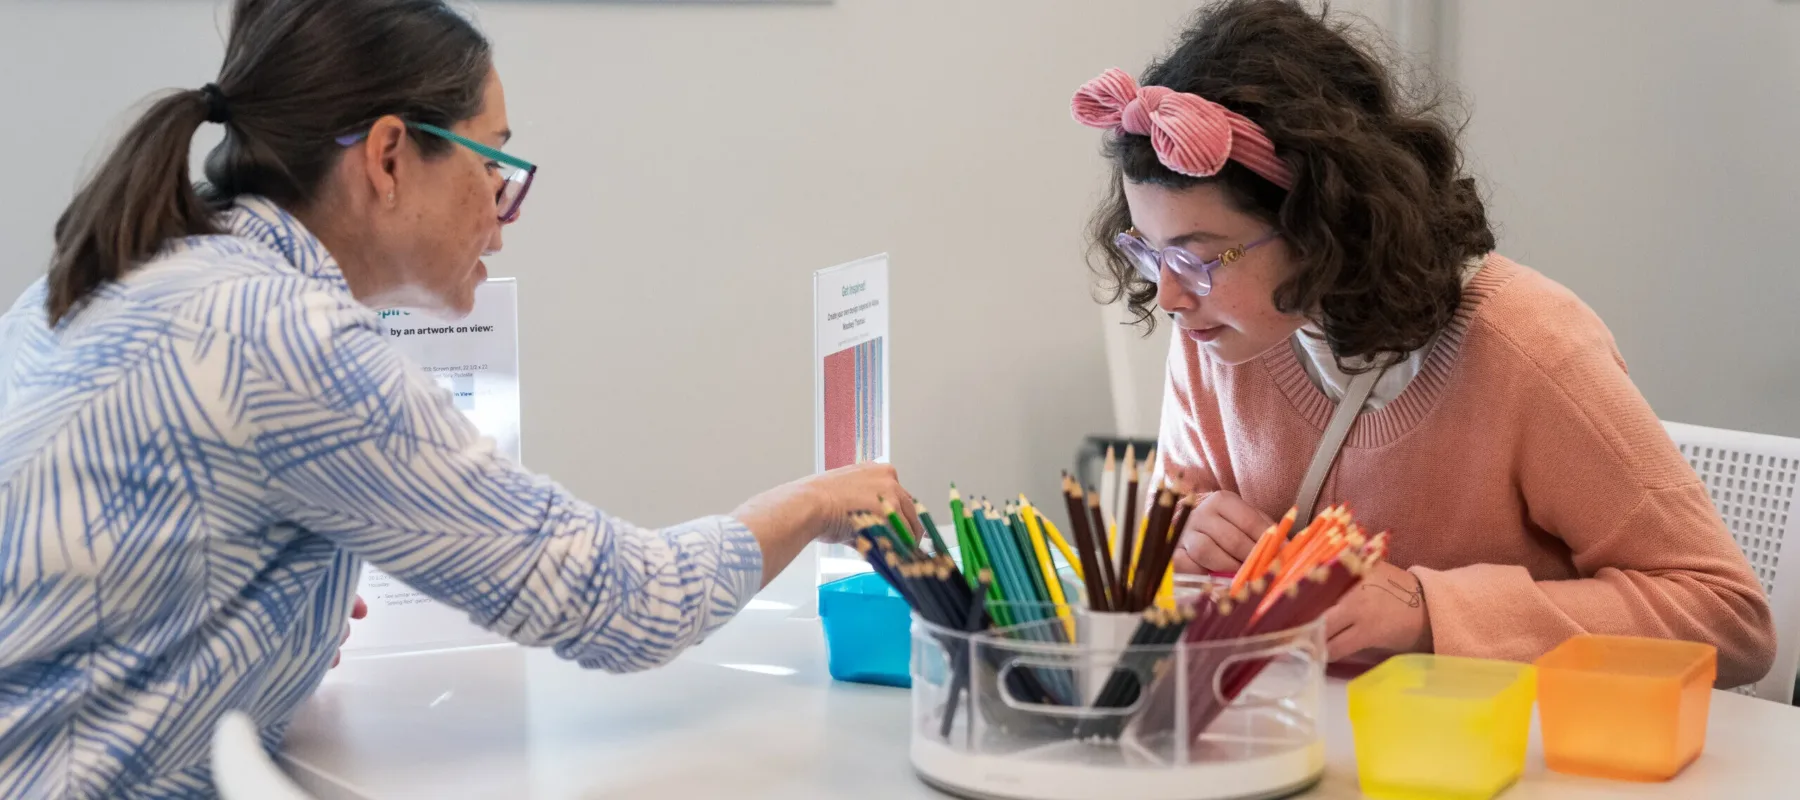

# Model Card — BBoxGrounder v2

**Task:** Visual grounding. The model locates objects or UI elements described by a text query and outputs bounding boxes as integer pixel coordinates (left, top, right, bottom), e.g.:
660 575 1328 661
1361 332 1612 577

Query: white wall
8 0 1791 541
0 0 1208 527
1454 0 1800 437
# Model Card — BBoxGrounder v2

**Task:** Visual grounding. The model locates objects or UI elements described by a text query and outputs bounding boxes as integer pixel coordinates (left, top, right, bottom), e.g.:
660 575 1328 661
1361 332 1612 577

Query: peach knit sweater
1158 254 1776 687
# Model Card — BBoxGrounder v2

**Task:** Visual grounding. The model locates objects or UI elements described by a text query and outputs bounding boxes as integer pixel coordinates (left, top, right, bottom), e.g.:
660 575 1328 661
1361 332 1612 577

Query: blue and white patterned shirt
0 197 763 798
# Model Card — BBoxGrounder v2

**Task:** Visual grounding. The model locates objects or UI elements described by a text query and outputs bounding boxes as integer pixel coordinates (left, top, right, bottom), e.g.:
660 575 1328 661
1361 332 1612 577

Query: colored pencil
1132 490 1175 594
1119 447 1140 596
857 484 1390 743
939 570 994 738
981 506 1035 609
1062 476 1110 612
947 487 982 589
1100 447 1118 549
1018 498 1076 640
1040 516 1083 581
1128 491 1179 611
1134 517 1385 743
916 502 953 558
852 527 914 607
1005 505 1054 609
961 505 1011 627
1088 491 1122 611
1139 450 1157 516
1149 496 1193 609
850 505 1068 710
882 497 918 551
975 506 1031 626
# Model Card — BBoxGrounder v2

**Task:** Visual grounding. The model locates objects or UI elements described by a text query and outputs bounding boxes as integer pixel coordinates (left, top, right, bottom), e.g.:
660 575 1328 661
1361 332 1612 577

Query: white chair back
1665 421 1800 703
211 710 315 800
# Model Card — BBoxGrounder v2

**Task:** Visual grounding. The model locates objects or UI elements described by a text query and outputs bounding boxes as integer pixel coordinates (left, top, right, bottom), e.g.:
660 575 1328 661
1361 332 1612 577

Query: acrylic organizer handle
995 656 1126 719
1211 641 1319 709
1120 619 1327 747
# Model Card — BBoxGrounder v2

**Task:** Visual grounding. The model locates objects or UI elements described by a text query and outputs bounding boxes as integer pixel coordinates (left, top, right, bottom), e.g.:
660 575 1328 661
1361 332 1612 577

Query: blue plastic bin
818 571 913 688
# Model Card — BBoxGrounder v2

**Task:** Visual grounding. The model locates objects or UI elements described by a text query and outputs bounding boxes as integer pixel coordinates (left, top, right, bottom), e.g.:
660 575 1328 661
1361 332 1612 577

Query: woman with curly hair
1073 0 1774 686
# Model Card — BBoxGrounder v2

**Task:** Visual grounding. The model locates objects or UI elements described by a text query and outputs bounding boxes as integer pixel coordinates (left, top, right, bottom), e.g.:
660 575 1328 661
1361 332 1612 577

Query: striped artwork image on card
823 336 884 469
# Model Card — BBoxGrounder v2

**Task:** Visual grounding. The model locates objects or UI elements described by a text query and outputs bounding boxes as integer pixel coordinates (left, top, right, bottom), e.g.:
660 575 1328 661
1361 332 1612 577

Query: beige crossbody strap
1292 365 1384 531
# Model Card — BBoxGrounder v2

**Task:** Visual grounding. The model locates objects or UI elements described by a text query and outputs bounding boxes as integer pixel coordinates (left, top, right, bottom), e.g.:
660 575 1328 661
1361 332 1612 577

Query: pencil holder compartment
911 606 1326 800
1080 611 1143 704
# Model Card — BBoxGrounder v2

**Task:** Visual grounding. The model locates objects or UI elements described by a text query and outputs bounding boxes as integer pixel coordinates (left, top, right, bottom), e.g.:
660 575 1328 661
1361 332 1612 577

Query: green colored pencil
949 487 984 571
953 494 997 592
962 505 1012 627
864 514 914 558
916 503 953 558
881 498 918 551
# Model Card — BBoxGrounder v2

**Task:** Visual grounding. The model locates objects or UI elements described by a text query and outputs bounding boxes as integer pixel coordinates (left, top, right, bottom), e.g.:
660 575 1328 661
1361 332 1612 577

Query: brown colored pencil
1062 475 1110 612
1131 490 1176 603
1088 490 1122 610
1133 494 1189 611
1118 448 1140 602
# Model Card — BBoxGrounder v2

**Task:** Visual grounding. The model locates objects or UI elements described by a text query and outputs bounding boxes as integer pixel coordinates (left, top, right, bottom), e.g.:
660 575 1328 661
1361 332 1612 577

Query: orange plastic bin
1534 635 1716 781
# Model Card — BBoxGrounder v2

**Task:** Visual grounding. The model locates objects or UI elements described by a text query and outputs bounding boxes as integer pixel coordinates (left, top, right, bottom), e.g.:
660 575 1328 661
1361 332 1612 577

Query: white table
282 603 1800 799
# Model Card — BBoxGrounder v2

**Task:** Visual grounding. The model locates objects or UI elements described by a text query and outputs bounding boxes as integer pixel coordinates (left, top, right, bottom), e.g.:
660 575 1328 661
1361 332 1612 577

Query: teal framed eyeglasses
337 121 536 223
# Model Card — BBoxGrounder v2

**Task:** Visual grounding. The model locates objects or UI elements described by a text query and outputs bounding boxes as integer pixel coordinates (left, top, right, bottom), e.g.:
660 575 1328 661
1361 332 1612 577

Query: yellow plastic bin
1347 654 1536 800
1534 634 1715 782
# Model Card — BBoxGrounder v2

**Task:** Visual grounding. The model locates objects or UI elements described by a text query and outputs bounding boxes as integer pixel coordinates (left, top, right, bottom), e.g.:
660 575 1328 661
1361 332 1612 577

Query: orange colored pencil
1231 525 1280 593
1277 505 1331 565
1252 508 1297 575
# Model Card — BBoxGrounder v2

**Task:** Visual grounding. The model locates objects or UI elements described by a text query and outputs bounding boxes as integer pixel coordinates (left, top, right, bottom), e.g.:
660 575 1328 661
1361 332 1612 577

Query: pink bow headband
1071 68 1294 191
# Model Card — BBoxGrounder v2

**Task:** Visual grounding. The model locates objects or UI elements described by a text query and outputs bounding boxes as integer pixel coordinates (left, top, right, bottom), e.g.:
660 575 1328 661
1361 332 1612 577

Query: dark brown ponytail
47 91 220 323
44 0 492 325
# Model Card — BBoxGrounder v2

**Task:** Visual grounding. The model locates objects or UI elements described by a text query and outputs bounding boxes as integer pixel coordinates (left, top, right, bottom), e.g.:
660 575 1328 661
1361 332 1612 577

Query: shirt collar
221 195 349 290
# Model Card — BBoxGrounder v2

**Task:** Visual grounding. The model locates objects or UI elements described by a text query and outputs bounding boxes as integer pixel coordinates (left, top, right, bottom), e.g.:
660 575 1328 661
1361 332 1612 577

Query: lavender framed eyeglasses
1113 228 1279 296
336 121 536 224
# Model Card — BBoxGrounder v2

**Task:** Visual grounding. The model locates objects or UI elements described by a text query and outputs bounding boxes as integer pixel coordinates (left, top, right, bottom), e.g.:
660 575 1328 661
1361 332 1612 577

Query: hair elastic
199 83 231 125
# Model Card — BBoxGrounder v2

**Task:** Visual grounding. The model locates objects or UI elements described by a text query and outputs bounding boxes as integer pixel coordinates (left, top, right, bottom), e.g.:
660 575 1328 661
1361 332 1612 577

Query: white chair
1665 421 1800 704
211 710 315 800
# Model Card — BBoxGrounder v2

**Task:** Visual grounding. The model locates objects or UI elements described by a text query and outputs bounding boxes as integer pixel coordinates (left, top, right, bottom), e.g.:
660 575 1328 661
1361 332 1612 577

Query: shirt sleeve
241 290 764 672
1411 320 1776 688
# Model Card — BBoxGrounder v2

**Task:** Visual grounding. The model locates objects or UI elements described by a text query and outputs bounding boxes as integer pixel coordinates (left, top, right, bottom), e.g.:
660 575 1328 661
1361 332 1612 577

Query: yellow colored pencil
1019 499 1076 640
1127 513 1149 582
1039 516 1083 581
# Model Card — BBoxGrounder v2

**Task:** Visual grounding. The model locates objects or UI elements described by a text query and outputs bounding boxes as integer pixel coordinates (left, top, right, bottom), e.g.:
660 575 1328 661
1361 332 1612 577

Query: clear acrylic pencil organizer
909 603 1326 800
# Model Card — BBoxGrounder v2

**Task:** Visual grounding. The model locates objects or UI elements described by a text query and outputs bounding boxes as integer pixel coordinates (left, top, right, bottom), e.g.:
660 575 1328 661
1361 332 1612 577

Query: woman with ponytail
1075 0 1774 687
0 1 914 795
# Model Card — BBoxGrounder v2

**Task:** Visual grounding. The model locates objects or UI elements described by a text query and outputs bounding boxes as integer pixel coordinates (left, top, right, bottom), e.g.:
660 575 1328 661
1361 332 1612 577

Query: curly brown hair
1088 0 1495 368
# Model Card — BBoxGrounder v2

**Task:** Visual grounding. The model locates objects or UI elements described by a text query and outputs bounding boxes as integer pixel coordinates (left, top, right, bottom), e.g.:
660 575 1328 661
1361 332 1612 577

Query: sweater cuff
1410 562 1576 664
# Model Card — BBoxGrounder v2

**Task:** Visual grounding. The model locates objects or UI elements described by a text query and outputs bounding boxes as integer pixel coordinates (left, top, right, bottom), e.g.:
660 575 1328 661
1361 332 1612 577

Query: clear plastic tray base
912 738 1324 800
